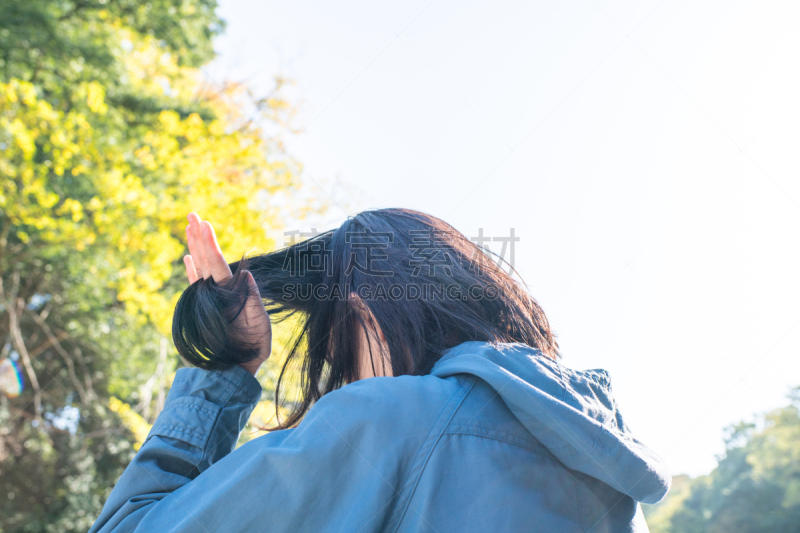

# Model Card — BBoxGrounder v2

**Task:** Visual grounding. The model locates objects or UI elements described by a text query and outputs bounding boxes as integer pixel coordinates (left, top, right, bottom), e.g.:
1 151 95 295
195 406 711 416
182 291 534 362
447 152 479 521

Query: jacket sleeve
87 369 430 533
88 365 263 533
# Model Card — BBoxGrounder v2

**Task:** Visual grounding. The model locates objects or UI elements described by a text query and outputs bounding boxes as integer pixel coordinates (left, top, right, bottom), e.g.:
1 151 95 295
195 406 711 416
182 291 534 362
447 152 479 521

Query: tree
644 388 800 533
0 1 321 530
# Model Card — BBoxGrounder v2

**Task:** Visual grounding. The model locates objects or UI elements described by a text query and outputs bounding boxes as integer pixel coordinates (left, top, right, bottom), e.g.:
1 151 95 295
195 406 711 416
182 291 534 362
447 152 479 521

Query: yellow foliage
108 397 152 451
0 73 312 337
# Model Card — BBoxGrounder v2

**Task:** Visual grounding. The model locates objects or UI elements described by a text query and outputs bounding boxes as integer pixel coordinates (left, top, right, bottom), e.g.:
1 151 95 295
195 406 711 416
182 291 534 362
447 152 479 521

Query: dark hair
172 208 558 429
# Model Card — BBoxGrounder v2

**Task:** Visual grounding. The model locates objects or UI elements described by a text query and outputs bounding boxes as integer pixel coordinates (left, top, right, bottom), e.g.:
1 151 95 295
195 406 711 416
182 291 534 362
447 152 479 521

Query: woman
90 208 670 532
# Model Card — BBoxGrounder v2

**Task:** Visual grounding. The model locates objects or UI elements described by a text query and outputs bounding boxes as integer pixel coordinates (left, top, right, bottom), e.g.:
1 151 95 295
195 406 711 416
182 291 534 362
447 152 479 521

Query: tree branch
0 273 42 419
53 327 95 401
27 309 91 405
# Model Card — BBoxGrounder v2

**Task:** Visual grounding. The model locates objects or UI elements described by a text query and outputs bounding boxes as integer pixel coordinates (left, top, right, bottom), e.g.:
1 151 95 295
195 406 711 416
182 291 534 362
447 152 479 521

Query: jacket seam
552 360 568 404
151 423 208 441
573 474 587 532
197 368 246 470
166 400 218 417
390 375 478 533
444 423 545 453
441 431 549 455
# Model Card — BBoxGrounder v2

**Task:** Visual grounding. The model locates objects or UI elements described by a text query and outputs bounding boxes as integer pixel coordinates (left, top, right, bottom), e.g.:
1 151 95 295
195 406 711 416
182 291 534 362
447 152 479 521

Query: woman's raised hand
183 212 271 375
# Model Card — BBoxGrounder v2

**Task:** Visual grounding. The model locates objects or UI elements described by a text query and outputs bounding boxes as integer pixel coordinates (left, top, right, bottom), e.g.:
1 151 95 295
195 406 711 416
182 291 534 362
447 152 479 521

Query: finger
243 271 259 313
245 270 257 291
244 270 263 302
184 255 199 284
201 220 233 282
244 269 269 325
188 212 210 279
185 225 202 275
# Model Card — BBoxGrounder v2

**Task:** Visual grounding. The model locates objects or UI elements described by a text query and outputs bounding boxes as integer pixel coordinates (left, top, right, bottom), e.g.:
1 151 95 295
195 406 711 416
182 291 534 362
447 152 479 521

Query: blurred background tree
643 387 800 533
4 2 793 533
0 1 321 531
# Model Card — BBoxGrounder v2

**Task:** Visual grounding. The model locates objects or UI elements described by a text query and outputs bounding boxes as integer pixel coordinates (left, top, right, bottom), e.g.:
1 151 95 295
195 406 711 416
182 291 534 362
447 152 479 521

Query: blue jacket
89 341 670 532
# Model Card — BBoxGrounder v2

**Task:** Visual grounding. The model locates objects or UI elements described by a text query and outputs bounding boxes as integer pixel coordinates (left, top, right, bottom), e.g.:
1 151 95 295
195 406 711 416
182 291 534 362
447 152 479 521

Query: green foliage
645 388 800 533
643 474 692 532
0 1 319 531
0 400 137 533
0 0 222 97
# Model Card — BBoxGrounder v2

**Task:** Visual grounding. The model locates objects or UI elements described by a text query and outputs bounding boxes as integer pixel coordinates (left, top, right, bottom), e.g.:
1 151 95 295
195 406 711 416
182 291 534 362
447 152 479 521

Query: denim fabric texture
89 341 669 532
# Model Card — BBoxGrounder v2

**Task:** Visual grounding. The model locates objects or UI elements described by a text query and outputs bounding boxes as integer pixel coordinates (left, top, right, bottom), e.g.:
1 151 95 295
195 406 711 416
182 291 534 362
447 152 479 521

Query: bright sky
206 0 800 477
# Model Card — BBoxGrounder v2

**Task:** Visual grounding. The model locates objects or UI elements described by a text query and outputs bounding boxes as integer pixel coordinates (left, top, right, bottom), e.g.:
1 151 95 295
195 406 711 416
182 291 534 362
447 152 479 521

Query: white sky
206 0 800 477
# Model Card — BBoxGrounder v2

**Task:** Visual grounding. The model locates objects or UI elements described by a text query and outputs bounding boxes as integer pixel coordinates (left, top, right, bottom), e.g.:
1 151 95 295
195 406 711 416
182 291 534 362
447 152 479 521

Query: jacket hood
431 341 671 505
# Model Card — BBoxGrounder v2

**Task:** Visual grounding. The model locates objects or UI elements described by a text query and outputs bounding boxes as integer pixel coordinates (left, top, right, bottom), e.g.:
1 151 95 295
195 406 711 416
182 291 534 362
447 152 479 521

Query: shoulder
307 373 473 436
